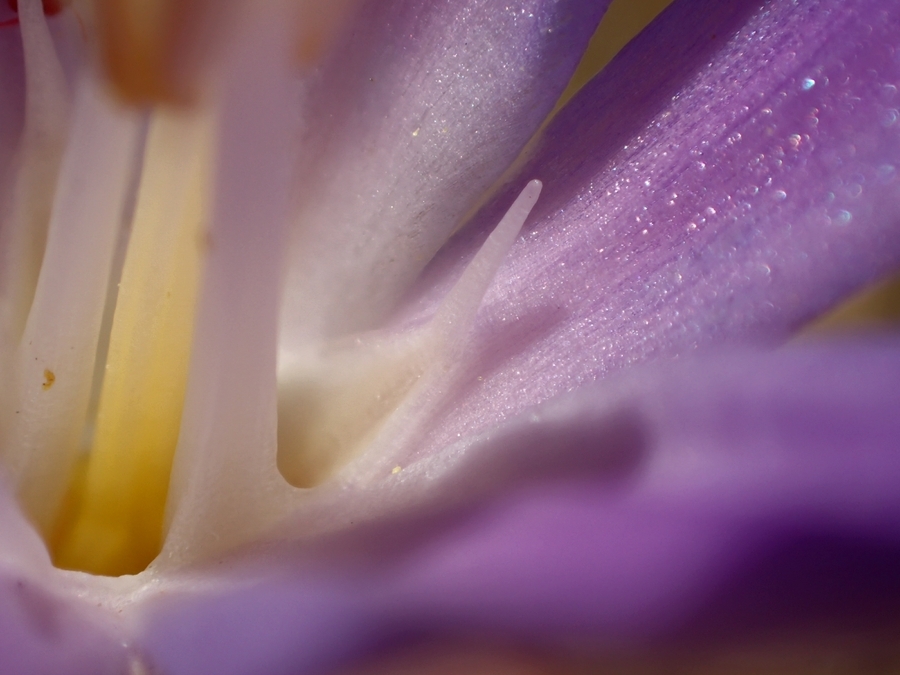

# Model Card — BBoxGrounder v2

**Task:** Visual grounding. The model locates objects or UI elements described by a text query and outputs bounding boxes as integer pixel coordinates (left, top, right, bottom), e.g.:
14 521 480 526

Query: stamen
159 7 299 566
0 77 142 537
52 110 210 576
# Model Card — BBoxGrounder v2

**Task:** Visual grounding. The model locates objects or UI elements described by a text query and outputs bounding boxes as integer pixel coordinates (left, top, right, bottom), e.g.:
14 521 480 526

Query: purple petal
280 0 610 340
0 569 129 675
407 0 900 454
135 342 900 674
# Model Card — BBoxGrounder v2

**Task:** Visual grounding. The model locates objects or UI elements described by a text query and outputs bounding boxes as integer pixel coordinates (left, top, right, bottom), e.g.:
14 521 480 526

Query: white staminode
276 180 543 489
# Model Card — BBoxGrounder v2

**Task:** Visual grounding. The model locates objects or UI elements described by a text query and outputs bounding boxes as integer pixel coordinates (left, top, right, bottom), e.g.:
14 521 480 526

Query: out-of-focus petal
134 342 900 674
407 0 900 455
280 0 611 341
91 0 215 104
383 342 900 644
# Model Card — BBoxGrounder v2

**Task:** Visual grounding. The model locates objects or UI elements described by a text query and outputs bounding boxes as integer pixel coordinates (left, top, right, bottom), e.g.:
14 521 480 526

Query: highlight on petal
280 0 610 342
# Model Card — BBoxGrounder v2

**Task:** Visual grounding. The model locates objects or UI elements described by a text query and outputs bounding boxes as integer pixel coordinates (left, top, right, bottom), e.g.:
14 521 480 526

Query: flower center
0 0 544 576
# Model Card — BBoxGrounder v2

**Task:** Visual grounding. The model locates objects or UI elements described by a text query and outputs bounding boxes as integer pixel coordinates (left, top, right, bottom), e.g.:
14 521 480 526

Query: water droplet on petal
835 209 853 224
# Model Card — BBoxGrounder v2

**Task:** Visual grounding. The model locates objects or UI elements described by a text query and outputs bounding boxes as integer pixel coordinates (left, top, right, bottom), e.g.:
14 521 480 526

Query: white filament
0 78 141 535
161 3 299 566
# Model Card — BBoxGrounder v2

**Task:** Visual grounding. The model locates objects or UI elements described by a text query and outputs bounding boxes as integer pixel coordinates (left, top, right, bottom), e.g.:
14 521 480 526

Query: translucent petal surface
280 0 610 341
407 0 900 457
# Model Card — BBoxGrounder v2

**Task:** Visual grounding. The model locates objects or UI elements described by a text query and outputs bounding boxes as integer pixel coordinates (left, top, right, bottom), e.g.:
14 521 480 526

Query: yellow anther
91 0 364 104
92 0 209 104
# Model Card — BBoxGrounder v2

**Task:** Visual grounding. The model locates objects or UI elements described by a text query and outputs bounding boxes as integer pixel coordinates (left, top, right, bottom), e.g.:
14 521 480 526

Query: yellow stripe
53 109 211 576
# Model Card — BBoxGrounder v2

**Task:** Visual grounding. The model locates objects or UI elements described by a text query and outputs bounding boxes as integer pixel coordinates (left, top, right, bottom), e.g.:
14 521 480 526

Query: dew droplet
835 209 853 224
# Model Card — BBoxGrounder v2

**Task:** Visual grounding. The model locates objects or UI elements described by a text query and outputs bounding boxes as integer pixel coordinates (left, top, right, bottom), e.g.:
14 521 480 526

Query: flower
0 0 899 673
